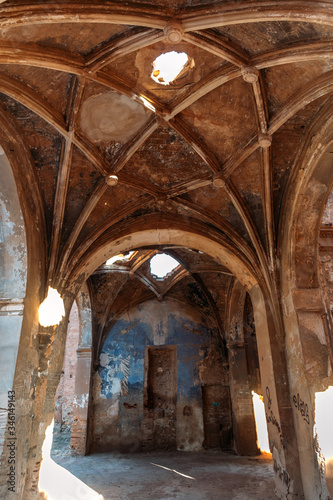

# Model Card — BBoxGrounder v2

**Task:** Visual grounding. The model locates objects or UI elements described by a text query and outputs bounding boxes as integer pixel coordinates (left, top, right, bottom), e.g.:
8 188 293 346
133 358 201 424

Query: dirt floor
41 424 278 500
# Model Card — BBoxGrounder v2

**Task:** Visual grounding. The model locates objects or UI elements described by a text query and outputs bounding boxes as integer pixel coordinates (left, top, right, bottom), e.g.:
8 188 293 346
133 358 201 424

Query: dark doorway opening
142 345 177 451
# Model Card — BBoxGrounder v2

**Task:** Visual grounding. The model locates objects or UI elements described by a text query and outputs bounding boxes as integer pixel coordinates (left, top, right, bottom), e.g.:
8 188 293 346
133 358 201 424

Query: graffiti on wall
265 386 283 445
292 393 310 424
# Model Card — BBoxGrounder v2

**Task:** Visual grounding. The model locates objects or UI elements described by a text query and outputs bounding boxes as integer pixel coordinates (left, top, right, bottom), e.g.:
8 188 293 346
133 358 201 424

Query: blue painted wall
93 298 220 451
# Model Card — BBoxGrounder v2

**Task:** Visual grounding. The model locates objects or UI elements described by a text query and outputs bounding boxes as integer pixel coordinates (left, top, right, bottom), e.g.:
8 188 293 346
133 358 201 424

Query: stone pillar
282 287 332 500
228 341 259 455
227 281 259 456
70 347 92 455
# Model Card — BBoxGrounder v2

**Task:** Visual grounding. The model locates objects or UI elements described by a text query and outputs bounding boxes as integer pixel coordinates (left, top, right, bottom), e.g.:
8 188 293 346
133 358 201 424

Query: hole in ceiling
151 51 194 86
150 253 180 280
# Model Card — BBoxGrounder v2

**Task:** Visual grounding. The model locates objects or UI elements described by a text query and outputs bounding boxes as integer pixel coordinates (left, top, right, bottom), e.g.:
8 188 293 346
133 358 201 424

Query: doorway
142 345 177 451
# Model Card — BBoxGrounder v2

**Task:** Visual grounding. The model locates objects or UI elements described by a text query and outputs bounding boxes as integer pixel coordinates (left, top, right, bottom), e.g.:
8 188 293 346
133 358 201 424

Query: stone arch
56 226 303 498
279 104 333 499
65 224 259 298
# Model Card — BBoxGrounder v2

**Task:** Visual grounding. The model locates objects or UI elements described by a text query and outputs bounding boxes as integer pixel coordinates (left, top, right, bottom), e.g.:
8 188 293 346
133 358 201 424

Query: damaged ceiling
1 1 333 359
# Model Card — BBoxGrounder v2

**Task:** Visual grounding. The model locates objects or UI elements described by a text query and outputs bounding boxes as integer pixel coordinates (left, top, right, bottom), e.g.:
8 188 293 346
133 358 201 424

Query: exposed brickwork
54 301 80 429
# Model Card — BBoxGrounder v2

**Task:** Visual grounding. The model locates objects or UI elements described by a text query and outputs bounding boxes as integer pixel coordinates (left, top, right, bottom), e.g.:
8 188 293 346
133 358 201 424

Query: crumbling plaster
0 3 333 499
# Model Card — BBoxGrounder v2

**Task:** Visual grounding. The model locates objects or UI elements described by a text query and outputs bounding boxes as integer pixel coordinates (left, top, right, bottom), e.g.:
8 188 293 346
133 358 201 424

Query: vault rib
261 146 275 268
167 174 212 198
268 70 333 135
1 2 333 30
0 72 66 133
110 117 159 174
0 73 111 177
117 172 163 197
252 41 333 69
0 3 170 30
0 41 85 73
250 72 269 134
172 197 260 274
56 178 109 284
169 64 241 118
179 1 333 30
155 268 189 298
168 115 222 174
48 77 86 285
0 42 167 117
86 27 165 72
183 30 249 67
225 180 272 293
132 271 162 299
47 139 73 286
223 69 333 178
58 195 154 288
129 250 157 275
167 115 271 287
65 75 86 132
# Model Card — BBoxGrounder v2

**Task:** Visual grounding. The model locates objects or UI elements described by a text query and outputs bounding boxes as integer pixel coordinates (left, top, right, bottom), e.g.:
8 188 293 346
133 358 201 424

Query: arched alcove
56 228 300 498
90 297 231 453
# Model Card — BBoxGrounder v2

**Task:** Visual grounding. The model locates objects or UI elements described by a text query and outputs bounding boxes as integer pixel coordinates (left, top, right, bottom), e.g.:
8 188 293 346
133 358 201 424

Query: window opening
150 253 179 280
151 52 194 85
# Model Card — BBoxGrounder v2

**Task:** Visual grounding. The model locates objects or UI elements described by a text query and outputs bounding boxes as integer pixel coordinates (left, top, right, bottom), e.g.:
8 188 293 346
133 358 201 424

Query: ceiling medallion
241 66 259 83
164 21 184 44
105 174 118 186
258 133 272 148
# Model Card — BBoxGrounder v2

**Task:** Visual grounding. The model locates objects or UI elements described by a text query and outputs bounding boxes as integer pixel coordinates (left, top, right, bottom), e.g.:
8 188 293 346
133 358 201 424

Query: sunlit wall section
315 386 333 496
252 391 270 454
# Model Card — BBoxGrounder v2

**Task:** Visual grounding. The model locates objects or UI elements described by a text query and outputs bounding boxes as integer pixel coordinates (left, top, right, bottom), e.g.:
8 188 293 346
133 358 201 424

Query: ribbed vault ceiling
1 1 333 350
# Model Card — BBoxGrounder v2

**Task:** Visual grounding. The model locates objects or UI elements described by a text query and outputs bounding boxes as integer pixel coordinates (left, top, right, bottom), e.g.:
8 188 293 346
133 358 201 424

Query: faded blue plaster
99 312 211 401
99 318 152 398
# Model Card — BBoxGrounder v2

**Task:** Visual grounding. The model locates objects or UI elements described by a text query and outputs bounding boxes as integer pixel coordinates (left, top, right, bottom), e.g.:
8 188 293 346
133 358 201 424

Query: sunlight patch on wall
252 391 270 453
315 386 333 460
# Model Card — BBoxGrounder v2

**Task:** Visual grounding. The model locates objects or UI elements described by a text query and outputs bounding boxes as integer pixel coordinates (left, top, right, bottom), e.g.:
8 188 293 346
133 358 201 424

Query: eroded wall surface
54 301 80 428
0 153 27 464
91 298 230 453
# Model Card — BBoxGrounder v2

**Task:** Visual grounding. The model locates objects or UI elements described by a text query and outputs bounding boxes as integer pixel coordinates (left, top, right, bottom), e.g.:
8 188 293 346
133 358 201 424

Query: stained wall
90 298 231 453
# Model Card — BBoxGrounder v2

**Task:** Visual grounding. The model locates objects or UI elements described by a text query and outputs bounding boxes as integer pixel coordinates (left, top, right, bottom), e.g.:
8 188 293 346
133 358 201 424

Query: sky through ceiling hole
151 52 194 85
150 253 180 280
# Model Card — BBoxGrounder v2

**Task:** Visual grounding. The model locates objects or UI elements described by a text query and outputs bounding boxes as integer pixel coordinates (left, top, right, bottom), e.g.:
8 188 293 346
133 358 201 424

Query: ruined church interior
1 1 333 499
